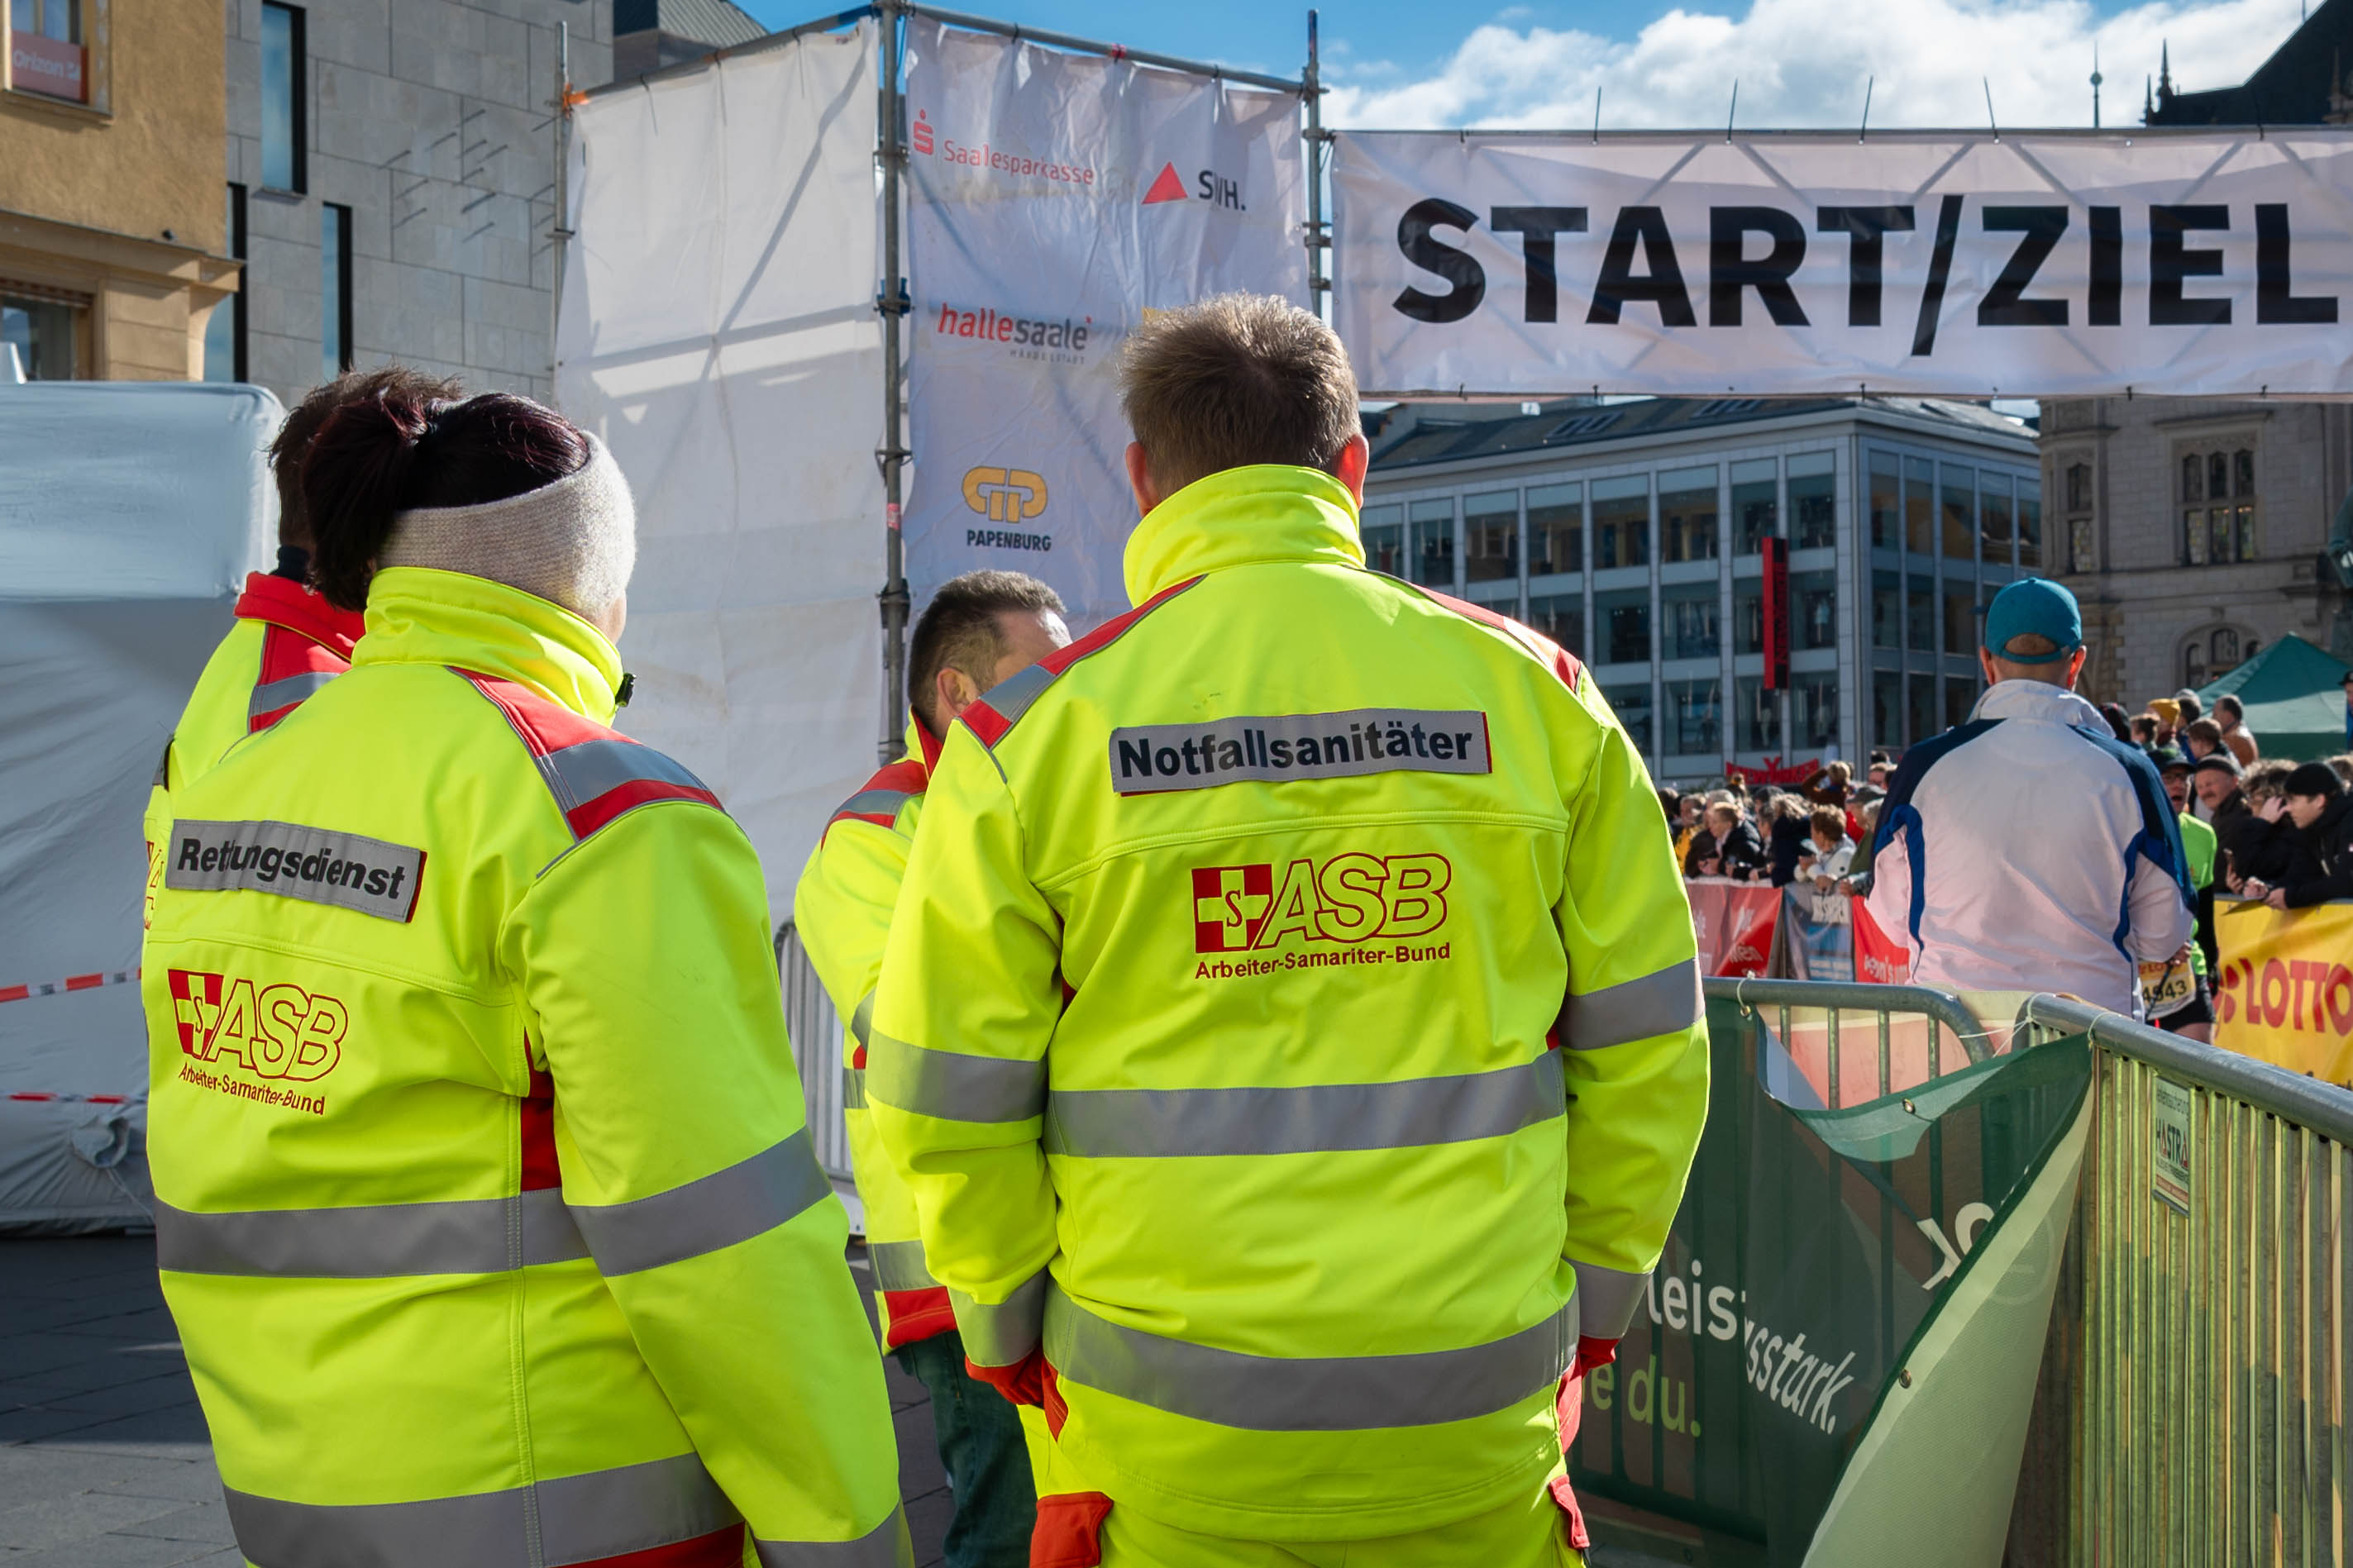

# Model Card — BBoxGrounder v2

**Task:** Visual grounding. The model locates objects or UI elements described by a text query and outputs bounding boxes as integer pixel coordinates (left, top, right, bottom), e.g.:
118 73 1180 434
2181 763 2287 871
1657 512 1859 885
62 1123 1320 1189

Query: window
1873 570 1901 650
1663 581 1719 660
1408 498 1453 589
1731 459 1778 555
1874 670 1902 751
1793 571 1836 651
1945 674 1977 730
2179 443 2259 564
1790 455 1835 550
1463 492 1516 585
1943 584 1975 656
2188 627 2253 689
1904 457 1934 555
2066 462 2093 512
1797 672 1838 751
203 183 249 383
1592 476 1649 570
9 0 86 102
1360 504 1405 576
1735 674 1782 752
1907 672 1936 746
2018 477 2042 569
1869 451 1899 548
1907 575 1935 654
1668 677 1721 756
1525 482 1582 579
321 203 352 380
1733 578 1763 656
1528 593 1582 658
1 288 79 379
1595 585 1649 665
261 2 307 192
1979 473 2013 565
1605 683 1654 757
1659 468 1717 563
1942 466 1975 559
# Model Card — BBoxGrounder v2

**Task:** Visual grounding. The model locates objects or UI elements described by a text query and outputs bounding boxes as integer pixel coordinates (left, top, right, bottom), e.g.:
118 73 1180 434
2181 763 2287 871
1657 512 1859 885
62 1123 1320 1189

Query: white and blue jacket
1865 680 2196 1017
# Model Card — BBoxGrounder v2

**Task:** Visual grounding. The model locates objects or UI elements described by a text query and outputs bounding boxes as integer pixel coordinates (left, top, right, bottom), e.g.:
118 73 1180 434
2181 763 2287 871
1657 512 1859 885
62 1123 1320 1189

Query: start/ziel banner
1331 130 2353 398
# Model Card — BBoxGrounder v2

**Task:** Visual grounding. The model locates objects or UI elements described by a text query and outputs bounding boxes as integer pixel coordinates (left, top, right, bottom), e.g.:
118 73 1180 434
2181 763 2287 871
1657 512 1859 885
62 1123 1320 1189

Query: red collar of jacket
233 573 366 659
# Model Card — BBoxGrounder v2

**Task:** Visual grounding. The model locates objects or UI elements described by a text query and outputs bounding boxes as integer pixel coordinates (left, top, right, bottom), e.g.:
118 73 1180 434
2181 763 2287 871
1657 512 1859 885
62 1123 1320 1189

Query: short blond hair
1118 293 1361 495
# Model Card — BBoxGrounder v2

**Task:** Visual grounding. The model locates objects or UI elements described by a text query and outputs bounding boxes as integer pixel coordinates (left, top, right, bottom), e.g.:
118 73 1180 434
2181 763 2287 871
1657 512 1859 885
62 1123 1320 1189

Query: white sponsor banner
904 17 1306 633
1333 130 2353 398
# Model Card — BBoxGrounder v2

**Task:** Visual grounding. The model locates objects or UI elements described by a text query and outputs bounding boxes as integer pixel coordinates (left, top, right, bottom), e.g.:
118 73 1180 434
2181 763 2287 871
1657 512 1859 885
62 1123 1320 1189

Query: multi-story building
206 0 612 402
2039 2 2353 699
1366 396 2041 783
612 0 763 83
2 0 240 380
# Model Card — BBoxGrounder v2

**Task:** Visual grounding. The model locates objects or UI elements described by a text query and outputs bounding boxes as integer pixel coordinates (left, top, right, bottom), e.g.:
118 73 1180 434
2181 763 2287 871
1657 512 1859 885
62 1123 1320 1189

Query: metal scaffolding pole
875 2 912 765
1303 9 1329 312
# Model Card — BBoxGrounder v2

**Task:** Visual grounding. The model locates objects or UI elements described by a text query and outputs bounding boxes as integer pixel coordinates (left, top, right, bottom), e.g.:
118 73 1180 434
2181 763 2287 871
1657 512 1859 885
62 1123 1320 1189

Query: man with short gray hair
867 293 1705 1566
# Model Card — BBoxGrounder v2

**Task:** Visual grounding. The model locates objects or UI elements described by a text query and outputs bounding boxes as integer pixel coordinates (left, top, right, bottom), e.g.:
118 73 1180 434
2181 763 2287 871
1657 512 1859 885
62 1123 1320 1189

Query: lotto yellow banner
2213 900 2353 1088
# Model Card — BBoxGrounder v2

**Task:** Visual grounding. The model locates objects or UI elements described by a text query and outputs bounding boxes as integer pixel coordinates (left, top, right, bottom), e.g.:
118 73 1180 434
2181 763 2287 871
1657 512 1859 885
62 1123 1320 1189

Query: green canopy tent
2196 634 2353 761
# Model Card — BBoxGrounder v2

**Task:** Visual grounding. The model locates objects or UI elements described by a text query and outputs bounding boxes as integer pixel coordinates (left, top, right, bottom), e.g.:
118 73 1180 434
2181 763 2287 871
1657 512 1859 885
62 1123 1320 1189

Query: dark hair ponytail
302 388 591 612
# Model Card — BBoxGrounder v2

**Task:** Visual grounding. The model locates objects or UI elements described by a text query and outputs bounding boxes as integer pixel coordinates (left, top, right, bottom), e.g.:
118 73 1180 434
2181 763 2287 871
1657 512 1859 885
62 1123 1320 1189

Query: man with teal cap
1866 578 2195 1017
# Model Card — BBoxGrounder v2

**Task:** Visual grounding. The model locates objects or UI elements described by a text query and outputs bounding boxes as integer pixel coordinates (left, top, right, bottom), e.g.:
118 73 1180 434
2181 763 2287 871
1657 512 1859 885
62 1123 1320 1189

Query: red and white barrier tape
0 967 140 1005
6 1091 137 1104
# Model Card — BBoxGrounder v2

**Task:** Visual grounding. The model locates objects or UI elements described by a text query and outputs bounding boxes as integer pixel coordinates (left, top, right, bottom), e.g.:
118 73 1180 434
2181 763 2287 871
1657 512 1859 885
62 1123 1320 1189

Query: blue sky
735 0 2308 129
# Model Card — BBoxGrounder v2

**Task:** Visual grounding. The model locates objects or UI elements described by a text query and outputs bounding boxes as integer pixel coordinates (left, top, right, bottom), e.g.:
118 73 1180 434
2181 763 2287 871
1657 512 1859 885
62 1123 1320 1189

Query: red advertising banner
9 31 85 102
1851 896 1912 984
1760 536 1789 691
1687 878 1778 977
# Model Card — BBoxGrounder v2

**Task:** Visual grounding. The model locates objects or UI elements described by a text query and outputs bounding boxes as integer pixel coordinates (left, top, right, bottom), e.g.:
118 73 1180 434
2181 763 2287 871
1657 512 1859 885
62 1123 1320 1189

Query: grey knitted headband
380 431 636 622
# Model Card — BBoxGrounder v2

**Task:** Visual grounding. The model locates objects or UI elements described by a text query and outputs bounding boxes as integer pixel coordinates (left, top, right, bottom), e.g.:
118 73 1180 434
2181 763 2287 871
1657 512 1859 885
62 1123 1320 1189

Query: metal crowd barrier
2006 992 2353 1567
775 921 855 1180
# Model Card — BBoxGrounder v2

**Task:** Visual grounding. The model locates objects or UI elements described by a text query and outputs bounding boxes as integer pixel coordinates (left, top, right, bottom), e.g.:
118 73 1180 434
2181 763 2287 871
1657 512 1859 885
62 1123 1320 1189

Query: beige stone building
2040 398 2353 706
0 0 238 379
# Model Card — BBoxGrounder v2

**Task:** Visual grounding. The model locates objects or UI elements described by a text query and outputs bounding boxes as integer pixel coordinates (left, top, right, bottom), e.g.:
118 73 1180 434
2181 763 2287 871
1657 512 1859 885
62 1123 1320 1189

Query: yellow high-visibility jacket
143 566 907 1567
143 573 365 927
868 465 1709 1542
793 721 961 1351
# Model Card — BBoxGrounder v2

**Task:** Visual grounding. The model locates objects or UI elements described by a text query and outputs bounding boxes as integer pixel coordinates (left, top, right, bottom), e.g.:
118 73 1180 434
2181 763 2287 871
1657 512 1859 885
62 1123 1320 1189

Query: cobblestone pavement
0 1237 952 1566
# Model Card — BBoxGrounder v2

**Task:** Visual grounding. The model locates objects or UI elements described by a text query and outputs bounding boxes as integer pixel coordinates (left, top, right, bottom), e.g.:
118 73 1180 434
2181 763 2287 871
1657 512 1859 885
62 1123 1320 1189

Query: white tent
0 379 279 1231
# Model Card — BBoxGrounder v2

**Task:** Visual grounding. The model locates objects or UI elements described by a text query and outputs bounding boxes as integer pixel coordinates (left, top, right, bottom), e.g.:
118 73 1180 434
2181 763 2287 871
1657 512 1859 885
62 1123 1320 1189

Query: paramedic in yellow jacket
142 384 906 1566
795 570 1069 1568
868 295 1710 1568
143 368 460 923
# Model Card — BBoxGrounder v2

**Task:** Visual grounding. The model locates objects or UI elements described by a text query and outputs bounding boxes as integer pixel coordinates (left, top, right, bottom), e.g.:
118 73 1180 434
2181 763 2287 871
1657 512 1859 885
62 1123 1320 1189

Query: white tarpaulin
556 21 881 918
0 379 279 1230
1333 130 2353 398
902 17 1306 633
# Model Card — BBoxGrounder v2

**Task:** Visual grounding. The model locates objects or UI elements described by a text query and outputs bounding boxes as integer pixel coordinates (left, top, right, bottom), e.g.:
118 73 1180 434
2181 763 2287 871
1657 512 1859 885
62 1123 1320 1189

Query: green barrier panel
1568 994 2094 1566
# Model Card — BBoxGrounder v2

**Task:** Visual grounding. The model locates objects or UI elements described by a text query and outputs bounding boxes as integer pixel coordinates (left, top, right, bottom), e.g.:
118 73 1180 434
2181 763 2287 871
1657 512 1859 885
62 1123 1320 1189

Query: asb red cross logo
1192 864 1273 953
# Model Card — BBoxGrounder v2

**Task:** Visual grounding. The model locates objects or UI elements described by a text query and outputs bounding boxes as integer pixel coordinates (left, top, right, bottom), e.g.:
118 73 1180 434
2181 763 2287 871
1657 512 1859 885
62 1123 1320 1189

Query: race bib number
2140 956 2198 1019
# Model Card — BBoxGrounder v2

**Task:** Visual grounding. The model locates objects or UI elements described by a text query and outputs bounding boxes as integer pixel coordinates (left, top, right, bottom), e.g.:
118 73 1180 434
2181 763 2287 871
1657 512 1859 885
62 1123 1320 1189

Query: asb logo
1142 161 1245 211
1191 854 1451 955
963 466 1047 524
167 969 346 1082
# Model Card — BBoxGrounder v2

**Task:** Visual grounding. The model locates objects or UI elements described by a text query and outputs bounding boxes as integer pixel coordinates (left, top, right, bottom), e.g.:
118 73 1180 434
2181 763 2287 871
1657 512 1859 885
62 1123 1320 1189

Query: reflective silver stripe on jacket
867 1240 937 1293
1573 1260 1653 1341
156 1189 588 1278
833 789 913 823
571 1130 832 1277
1043 1055 1563 1159
539 736 711 813
1558 958 1702 1051
842 1065 868 1110
755 1507 914 1567
248 670 337 718
974 661 1053 729
866 1032 1046 1123
1043 1286 1573 1432
223 1451 737 1568
847 993 875 1050
951 1270 1050 1368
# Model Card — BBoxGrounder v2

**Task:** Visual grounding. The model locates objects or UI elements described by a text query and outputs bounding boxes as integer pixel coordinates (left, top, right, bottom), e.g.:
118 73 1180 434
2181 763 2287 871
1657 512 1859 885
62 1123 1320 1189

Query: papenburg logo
166 968 346 1082
963 466 1047 524
1191 854 1451 955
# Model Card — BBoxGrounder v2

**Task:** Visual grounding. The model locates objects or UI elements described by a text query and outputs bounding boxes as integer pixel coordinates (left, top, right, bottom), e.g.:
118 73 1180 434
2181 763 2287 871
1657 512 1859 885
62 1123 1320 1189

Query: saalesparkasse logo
1190 854 1453 977
963 466 1052 555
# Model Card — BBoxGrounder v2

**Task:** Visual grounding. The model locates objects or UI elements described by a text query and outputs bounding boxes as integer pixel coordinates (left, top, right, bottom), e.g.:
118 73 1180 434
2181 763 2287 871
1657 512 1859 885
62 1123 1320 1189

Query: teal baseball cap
1983 578 2083 663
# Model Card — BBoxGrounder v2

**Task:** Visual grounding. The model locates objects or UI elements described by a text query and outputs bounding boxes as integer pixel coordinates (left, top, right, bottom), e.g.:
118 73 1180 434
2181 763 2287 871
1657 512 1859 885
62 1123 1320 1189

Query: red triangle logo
1141 163 1188 205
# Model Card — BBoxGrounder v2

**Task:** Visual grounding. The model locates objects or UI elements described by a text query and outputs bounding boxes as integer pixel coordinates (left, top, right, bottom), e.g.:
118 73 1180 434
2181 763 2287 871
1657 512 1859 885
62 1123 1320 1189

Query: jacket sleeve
2121 760 2197 962
504 803 906 1561
1553 693 1711 1343
794 814 913 1055
864 730 1061 1374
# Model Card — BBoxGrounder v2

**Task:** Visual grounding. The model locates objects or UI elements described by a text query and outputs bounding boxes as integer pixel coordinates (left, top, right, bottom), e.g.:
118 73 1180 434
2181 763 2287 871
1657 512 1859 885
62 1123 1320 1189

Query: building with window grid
1365 396 2041 784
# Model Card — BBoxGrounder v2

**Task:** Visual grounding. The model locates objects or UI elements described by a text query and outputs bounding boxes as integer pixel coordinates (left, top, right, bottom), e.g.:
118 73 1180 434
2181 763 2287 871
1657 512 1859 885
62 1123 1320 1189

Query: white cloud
1324 0 2308 131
